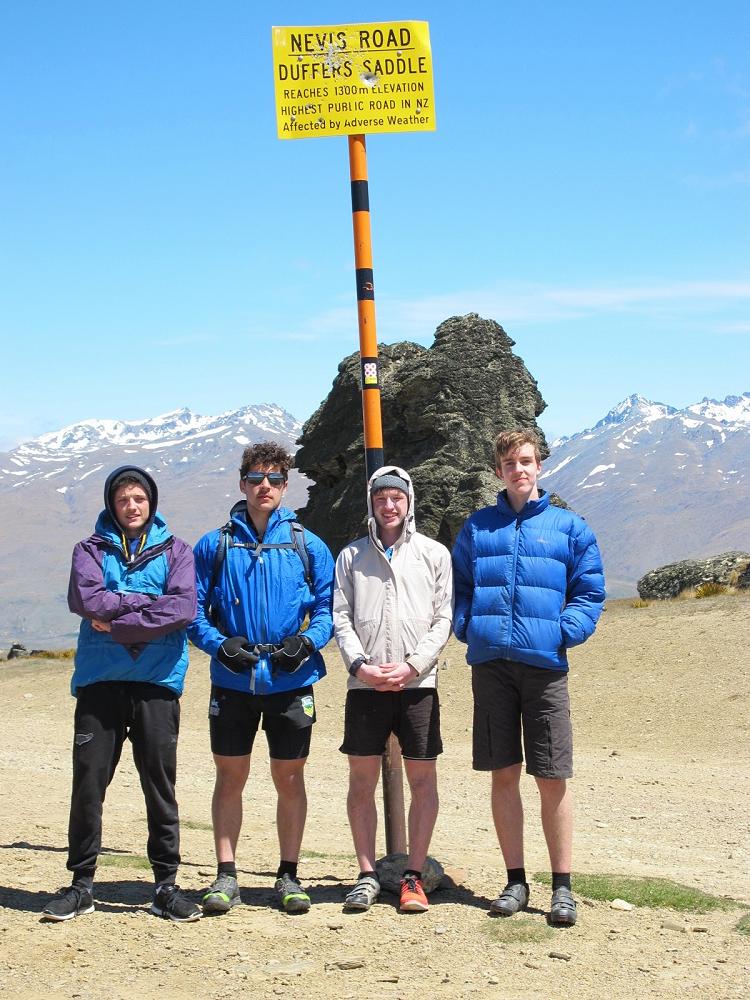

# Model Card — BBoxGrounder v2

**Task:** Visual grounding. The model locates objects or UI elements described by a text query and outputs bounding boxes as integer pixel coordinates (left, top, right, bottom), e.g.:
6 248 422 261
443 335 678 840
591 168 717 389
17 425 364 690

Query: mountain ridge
541 391 750 596
2 392 749 644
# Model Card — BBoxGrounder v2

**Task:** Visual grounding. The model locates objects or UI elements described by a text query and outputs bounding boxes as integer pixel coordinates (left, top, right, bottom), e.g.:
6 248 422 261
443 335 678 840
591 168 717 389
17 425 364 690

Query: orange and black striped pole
348 134 384 481
347 133 407 857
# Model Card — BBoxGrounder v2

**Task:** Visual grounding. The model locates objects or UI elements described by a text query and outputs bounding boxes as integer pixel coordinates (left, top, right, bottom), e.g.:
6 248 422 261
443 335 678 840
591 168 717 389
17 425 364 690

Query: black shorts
471 659 573 778
340 689 442 760
208 684 316 760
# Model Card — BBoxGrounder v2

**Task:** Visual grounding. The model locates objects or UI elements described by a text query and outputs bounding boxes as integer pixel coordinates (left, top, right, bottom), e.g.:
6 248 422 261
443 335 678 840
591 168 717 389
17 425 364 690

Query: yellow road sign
271 21 436 139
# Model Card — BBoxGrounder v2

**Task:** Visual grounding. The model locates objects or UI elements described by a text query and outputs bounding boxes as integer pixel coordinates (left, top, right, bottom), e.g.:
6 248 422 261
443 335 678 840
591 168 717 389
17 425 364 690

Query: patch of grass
736 911 750 936
694 582 728 599
300 850 352 861
534 873 735 913
181 819 213 831
482 916 554 944
98 853 151 871
630 598 650 608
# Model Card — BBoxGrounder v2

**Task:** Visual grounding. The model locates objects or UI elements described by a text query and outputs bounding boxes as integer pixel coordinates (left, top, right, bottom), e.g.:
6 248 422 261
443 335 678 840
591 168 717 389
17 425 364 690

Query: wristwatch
348 656 367 677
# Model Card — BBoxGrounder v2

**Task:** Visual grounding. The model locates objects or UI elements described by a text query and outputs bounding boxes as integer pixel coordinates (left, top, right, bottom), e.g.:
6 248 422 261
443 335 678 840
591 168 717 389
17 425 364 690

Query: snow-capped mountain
0 405 308 645
541 393 750 596
3 404 300 487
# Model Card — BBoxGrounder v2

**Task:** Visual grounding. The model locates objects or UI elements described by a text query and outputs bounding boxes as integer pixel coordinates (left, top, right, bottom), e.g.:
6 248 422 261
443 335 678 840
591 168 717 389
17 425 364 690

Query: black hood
103 465 159 528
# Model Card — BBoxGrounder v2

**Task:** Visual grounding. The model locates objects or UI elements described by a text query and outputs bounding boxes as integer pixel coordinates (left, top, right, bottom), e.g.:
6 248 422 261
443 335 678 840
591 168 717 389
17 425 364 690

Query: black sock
506 867 527 886
72 874 94 892
277 860 298 880
218 861 237 878
403 868 422 879
359 870 378 881
552 872 571 891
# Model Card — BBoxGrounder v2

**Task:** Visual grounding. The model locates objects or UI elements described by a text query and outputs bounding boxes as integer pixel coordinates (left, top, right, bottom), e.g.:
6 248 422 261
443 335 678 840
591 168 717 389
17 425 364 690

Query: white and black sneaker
150 883 201 923
41 885 95 922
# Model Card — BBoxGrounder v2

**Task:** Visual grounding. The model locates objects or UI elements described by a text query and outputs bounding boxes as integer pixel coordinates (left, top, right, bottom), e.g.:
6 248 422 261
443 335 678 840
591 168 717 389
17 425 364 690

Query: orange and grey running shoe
399 874 429 912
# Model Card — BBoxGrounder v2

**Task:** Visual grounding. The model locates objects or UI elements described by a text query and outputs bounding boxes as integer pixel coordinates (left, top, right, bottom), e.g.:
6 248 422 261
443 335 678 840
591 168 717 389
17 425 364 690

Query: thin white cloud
246 279 750 346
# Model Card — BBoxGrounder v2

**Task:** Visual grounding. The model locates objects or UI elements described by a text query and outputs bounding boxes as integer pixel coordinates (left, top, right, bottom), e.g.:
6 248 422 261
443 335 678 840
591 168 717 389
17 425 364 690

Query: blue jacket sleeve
451 520 474 644
300 531 335 651
186 530 226 658
560 523 605 647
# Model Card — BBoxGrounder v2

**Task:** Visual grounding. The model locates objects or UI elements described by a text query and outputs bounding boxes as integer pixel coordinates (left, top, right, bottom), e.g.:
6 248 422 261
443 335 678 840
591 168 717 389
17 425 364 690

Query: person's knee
271 760 307 797
492 763 522 790
405 763 438 800
213 756 250 797
535 776 568 803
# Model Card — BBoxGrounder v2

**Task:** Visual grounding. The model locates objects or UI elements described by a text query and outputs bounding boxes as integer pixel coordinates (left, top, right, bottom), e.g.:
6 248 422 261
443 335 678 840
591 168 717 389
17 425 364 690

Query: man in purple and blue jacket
41 466 200 924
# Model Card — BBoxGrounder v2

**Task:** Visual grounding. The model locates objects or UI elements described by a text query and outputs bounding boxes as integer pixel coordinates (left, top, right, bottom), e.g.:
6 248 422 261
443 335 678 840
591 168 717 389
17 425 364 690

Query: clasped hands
217 634 313 674
355 661 417 691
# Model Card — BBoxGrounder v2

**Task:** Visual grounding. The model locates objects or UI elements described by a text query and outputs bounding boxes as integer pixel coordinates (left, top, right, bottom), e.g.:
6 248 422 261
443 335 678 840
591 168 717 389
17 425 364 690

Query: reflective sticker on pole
361 358 380 388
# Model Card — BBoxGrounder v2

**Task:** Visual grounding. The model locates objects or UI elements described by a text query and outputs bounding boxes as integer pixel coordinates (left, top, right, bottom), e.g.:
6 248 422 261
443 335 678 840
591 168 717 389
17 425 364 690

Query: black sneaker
41 885 95 922
274 873 311 913
202 873 241 914
150 883 201 923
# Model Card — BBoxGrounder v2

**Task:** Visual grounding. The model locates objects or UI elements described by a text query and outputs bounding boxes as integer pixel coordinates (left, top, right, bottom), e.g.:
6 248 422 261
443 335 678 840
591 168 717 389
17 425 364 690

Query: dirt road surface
1 593 749 999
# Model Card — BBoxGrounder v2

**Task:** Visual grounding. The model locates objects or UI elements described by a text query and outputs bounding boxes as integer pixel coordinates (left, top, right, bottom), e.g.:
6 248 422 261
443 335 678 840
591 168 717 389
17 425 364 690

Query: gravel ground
1 592 749 999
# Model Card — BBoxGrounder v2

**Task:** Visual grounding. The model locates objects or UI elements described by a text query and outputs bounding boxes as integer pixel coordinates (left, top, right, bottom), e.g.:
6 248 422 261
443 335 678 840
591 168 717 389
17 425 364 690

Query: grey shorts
340 689 443 759
471 659 573 778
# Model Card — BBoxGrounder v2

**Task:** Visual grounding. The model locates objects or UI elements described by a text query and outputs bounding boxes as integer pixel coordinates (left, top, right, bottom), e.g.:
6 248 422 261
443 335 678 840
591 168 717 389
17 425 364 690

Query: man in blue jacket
189 442 334 915
452 430 604 926
42 466 199 923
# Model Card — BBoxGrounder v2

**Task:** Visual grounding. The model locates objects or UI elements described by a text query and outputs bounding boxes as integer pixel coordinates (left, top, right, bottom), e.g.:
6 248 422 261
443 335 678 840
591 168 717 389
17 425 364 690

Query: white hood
366 464 415 546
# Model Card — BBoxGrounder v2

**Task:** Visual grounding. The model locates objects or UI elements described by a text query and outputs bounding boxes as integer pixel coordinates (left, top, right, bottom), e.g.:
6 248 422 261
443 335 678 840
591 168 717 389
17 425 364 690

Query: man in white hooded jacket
333 467 453 913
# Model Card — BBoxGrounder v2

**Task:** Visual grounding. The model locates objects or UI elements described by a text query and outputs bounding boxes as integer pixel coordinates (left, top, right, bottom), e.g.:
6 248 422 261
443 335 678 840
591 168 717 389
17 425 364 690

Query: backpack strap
290 521 312 587
206 520 232 628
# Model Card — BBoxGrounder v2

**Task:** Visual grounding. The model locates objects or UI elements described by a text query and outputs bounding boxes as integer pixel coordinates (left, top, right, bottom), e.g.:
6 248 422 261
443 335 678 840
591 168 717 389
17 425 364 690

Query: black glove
270 634 314 673
217 636 259 673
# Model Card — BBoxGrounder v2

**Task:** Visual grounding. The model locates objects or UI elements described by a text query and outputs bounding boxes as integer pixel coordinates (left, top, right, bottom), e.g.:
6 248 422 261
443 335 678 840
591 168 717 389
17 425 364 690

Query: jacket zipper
505 516 522 658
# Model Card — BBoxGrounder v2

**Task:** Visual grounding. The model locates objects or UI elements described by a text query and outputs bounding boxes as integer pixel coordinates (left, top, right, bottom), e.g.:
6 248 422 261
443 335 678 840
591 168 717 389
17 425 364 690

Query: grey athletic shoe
550 886 577 926
150 883 201 923
343 875 380 912
202 873 241 914
274 873 311 913
490 882 529 916
41 885 95 922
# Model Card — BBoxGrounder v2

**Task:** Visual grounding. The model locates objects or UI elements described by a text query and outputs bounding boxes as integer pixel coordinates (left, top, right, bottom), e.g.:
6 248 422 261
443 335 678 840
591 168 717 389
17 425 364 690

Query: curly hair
494 429 542 466
239 441 293 478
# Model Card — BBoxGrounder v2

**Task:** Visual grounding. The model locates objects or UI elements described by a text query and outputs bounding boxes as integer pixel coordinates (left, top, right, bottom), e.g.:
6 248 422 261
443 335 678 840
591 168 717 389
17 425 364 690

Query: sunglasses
243 472 287 487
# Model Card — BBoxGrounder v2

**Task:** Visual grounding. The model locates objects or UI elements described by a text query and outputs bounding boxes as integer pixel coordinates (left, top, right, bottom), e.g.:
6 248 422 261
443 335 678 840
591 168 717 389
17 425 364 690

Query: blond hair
494 429 542 466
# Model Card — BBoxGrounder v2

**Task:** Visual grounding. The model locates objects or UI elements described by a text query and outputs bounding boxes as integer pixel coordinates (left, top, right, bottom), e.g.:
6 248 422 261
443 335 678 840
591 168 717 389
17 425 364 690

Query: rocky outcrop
637 551 750 600
295 314 548 553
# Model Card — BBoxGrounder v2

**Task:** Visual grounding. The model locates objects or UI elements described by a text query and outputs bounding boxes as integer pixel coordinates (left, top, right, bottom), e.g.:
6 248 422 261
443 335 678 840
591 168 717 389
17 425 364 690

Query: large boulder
637 551 750 599
295 313 548 553
376 853 445 894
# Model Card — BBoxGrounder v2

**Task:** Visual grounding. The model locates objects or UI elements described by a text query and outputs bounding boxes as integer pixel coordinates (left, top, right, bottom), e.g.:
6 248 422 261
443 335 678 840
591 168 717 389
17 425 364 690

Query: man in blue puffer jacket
188 441 334 916
42 465 199 924
453 429 604 927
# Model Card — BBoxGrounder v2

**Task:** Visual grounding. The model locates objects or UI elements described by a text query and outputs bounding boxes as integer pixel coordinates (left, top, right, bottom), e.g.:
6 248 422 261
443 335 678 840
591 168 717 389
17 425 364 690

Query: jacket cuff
405 654 430 676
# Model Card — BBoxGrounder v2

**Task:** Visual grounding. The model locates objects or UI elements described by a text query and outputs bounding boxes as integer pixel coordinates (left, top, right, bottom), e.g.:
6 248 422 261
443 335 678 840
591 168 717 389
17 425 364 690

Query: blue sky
2 1 748 450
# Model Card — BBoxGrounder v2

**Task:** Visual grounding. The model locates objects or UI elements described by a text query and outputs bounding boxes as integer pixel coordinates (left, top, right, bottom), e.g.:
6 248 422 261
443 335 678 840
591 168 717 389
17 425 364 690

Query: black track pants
66 681 181 884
